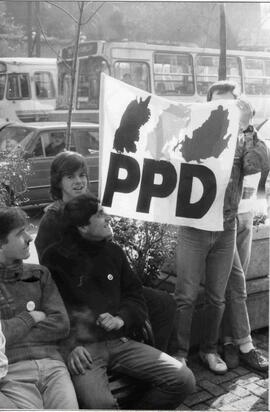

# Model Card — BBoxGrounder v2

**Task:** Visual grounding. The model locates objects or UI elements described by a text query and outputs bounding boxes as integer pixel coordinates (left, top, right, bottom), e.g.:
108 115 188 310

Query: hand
96 313 124 331
29 311 46 323
67 346 93 375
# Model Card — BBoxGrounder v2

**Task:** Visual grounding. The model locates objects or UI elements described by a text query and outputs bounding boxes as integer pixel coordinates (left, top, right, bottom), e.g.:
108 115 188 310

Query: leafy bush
253 212 268 227
111 217 178 287
0 148 32 206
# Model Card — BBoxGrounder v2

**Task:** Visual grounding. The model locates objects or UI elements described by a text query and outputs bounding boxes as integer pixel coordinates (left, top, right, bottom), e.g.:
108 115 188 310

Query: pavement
26 218 269 412
176 330 269 411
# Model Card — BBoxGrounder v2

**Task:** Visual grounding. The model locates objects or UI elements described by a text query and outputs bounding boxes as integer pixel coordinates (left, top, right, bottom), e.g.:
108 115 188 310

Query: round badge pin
107 274 114 280
26 301 35 312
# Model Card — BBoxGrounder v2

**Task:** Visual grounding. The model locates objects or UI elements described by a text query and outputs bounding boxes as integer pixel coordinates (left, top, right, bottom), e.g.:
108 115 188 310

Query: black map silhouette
113 96 151 153
180 105 231 163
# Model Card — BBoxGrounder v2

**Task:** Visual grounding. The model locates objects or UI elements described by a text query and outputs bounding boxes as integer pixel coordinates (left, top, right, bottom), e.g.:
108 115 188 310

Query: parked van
0 58 57 123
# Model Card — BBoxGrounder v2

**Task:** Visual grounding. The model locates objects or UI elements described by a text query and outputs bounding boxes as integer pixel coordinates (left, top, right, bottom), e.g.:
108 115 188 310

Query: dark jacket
35 200 64 262
42 231 148 349
223 127 269 227
0 262 69 364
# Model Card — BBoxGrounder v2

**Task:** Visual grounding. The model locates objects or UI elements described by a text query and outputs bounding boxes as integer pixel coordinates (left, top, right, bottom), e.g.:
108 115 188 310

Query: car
0 121 99 206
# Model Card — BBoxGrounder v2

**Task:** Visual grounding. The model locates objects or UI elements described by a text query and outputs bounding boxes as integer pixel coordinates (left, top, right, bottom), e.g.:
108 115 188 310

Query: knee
166 364 196 396
176 365 196 395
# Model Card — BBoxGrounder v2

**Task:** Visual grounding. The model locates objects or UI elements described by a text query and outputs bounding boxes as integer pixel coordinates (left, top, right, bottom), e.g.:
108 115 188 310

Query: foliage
0 148 32 206
253 212 268 227
4 1 259 51
0 3 23 36
111 217 177 287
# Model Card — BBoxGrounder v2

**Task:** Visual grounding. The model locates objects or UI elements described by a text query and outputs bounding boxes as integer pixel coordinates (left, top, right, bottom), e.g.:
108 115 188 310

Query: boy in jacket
0 206 78 409
42 193 195 410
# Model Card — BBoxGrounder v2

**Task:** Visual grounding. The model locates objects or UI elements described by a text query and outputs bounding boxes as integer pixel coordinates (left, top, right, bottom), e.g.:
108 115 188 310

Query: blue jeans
222 211 253 344
71 338 195 410
143 286 176 352
174 224 236 357
0 359 79 409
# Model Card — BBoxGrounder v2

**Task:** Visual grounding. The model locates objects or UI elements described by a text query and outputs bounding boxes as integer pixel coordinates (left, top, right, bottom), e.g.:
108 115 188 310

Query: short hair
50 151 88 200
0 207 28 244
63 193 99 228
207 80 239 102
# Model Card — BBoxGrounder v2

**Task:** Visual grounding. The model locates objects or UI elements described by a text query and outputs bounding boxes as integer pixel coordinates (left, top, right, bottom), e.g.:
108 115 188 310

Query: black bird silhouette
113 96 151 153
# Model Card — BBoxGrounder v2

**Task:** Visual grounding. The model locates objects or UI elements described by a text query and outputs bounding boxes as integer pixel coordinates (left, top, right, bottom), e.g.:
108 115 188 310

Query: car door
72 127 99 196
24 129 67 205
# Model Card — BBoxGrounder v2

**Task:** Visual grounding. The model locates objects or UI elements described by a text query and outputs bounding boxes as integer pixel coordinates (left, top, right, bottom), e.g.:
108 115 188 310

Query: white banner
99 73 240 231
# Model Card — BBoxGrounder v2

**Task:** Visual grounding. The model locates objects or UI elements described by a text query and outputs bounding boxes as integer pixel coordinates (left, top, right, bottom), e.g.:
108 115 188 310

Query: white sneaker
200 351 228 375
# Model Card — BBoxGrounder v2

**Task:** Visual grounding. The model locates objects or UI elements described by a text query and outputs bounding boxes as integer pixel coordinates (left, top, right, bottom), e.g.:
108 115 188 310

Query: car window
30 130 68 158
44 131 67 157
73 129 99 156
0 126 33 152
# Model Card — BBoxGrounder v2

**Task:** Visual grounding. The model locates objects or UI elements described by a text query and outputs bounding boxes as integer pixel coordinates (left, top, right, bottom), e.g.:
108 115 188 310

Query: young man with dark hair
35 150 177 354
42 193 195 410
0 207 78 409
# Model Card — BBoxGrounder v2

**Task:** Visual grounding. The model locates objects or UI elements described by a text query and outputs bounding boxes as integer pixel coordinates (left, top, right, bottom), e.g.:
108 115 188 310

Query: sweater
0 262 70 364
0 321 7 378
42 232 148 349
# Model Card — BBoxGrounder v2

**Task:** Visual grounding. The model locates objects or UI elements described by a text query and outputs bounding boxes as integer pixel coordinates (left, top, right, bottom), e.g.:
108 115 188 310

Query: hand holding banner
99 73 240 231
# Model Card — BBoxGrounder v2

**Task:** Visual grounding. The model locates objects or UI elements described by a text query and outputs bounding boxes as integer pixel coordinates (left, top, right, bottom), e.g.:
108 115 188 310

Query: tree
218 3 227 80
0 148 32 206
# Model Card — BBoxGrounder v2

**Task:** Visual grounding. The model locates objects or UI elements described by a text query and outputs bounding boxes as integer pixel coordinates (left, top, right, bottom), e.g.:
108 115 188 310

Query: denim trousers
222 211 254 345
143 286 177 352
0 358 79 409
174 224 236 357
71 337 195 410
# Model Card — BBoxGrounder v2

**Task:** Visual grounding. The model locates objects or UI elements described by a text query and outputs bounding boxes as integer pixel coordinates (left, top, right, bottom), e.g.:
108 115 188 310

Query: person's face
52 135 64 147
79 206 113 242
211 90 235 101
0 225 32 265
61 168 88 203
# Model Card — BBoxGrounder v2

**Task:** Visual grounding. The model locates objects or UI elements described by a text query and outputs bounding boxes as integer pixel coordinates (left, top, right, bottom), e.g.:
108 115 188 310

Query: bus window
0 74 5 100
34 71 55 99
226 57 242 90
196 55 241 95
76 57 109 110
153 53 194 96
57 60 72 109
114 61 150 91
244 58 270 95
7 73 30 100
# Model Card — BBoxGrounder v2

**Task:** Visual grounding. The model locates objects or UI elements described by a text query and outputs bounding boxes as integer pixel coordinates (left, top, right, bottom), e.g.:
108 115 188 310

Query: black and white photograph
0 1 268 410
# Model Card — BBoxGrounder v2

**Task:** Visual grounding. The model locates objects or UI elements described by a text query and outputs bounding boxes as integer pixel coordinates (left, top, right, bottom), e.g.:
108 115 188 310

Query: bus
0 57 57 123
52 40 270 126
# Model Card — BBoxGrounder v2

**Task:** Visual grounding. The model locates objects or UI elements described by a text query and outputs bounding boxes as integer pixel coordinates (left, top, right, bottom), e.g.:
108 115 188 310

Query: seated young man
0 207 78 409
41 193 195 410
35 150 177 353
0 321 17 408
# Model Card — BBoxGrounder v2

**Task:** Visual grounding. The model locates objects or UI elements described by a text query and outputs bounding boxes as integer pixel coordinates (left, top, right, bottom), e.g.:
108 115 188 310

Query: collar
58 230 107 258
0 261 24 283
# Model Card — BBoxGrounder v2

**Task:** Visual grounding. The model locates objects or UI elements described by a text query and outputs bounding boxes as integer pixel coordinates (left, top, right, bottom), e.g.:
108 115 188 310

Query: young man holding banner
174 81 269 374
220 99 269 372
